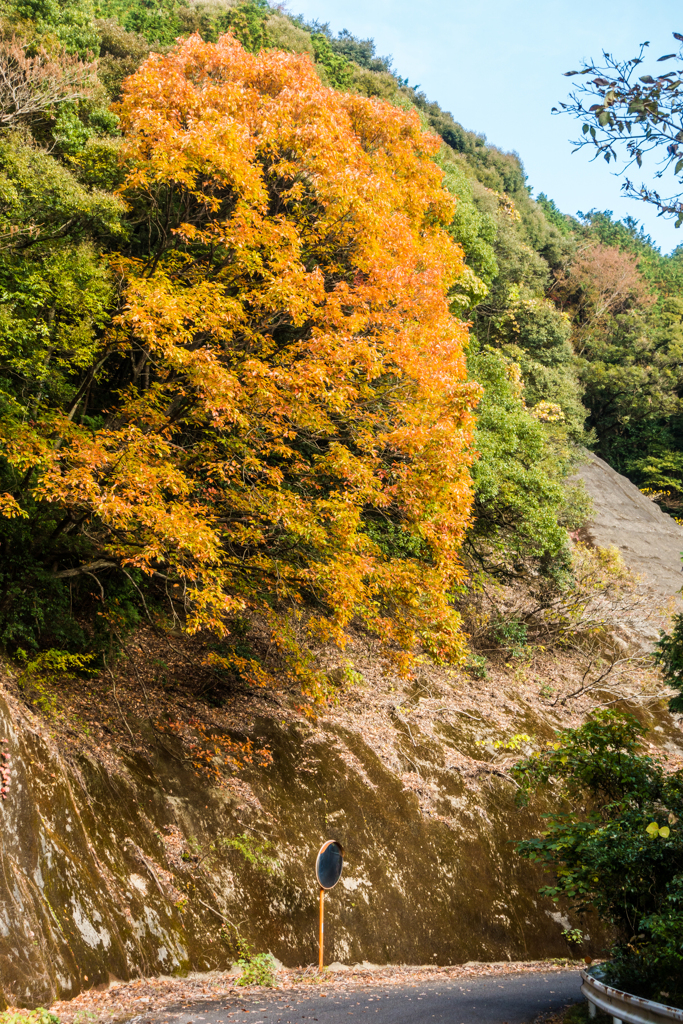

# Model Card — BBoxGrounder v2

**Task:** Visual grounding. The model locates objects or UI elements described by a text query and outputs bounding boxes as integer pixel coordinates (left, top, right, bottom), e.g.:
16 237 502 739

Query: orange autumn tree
3 33 479 685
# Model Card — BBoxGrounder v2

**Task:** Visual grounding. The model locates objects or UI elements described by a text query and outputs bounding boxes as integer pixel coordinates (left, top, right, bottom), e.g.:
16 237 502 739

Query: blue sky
286 0 683 253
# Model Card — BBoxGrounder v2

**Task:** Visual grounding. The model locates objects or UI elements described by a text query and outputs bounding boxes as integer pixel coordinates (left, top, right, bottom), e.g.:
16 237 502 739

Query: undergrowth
229 934 279 987
0 1012 60 1024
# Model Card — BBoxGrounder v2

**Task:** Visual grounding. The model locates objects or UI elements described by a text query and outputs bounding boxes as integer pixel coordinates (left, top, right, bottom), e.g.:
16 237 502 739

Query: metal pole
318 887 324 971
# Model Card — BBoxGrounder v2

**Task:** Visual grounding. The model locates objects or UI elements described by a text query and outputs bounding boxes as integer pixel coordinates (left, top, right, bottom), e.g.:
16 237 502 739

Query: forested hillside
5 0 683 1008
0 0 682 692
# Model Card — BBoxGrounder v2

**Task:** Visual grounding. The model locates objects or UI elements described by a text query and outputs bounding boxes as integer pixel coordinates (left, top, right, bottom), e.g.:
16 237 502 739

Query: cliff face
0 642 676 1008
1 456 683 1008
0 679 574 1008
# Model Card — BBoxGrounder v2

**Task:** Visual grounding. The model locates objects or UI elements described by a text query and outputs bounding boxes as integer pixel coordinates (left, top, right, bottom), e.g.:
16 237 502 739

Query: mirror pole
318 887 324 971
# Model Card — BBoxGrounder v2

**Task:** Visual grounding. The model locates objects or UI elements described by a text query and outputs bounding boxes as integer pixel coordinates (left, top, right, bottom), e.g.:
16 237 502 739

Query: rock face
0 683 600 1008
573 452 683 641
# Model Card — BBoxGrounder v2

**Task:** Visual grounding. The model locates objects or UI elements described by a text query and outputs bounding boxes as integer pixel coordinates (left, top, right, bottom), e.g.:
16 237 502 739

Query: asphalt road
150 971 582 1024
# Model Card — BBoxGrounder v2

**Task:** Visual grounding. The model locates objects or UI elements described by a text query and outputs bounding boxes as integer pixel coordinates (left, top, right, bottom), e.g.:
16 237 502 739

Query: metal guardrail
581 967 683 1023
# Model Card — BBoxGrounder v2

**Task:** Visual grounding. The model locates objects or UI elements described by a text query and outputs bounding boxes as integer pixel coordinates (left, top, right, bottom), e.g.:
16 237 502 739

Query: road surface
145 970 582 1024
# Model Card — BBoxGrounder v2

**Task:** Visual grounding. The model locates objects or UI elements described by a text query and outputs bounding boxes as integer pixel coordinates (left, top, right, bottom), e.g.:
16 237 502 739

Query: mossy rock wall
0 691 597 1008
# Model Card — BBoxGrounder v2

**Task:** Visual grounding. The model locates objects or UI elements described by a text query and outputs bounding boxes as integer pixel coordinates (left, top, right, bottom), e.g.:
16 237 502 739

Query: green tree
311 32 353 89
0 133 124 648
3 0 99 54
465 345 587 580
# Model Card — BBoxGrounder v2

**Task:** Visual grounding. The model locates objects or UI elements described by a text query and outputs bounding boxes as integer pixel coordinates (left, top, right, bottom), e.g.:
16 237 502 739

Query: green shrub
94 0 187 45
465 653 488 679
236 951 278 987
16 648 95 715
513 711 683 1008
492 618 528 657
8 0 99 54
219 833 279 874
562 1003 611 1024
265 13 313 55
52 105 93 154
654 614 683 713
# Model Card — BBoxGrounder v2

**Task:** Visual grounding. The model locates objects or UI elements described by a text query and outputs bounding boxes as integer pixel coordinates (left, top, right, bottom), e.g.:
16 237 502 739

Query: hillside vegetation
0 0 681 697
4 0 683 1009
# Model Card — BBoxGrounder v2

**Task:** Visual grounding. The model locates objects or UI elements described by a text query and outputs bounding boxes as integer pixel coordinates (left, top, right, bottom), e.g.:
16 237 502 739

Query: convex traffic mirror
316 840 344 890
315 840 344 970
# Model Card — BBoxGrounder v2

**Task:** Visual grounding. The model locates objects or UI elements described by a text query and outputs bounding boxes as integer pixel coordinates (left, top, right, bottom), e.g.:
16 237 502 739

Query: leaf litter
43 960 587 1024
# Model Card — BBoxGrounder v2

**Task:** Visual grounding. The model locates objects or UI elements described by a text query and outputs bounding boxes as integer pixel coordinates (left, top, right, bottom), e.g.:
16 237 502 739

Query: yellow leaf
0 492 28 519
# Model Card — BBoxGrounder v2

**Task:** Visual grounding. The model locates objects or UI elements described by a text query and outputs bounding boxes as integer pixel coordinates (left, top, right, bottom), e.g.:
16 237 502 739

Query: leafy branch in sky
555 33 683 224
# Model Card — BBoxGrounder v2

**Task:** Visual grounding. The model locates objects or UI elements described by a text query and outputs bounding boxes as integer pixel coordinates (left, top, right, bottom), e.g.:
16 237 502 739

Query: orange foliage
9 34 479 686
156 717 272 785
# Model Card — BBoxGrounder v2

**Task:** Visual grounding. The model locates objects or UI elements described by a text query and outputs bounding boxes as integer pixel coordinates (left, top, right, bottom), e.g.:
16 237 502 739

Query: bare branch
53 558 117 578
0 37 97 127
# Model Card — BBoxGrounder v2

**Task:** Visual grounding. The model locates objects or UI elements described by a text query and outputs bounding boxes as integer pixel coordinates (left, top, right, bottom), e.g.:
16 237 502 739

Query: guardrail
581 967 683 1023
